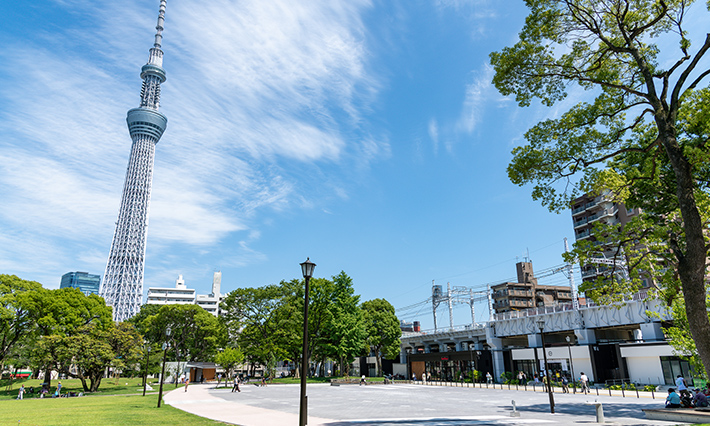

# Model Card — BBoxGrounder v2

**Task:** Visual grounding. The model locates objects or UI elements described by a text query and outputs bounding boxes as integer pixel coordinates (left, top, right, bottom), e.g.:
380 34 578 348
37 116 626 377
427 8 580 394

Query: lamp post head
166 326 172 337
536 319 545 332
300 258 316 279
566 336 571 343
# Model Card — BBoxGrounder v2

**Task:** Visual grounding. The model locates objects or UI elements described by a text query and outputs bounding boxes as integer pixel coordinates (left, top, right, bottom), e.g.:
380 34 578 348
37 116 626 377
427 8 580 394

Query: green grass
0 394 225 425
0 377 161 400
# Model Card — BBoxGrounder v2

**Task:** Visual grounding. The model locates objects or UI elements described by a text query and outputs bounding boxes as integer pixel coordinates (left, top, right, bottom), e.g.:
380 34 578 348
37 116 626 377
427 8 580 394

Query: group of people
666 375 709 409
514 370 589 394
16 381 74 400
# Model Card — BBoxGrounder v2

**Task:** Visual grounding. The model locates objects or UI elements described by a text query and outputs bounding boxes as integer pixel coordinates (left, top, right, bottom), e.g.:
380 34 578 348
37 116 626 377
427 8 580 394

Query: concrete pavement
163 382 688 425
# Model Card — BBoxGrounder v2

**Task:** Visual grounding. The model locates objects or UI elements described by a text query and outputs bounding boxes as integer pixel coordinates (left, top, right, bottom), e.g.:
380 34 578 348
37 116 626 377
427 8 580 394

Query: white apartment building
147 271 224 316
147 275 195 305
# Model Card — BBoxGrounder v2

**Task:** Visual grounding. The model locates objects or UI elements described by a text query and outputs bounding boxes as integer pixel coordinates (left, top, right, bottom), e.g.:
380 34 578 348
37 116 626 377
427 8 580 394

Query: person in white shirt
579 372 589 394
676 375 690 397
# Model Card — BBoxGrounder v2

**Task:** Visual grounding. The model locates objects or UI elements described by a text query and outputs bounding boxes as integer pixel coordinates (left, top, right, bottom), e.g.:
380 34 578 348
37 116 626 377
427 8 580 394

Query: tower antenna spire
101 0 169 322
153 0 167 49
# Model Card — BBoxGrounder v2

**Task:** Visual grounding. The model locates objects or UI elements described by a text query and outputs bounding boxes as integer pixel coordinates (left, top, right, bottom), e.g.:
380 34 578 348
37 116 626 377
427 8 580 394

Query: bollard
511 400 521 417
594 402 604 423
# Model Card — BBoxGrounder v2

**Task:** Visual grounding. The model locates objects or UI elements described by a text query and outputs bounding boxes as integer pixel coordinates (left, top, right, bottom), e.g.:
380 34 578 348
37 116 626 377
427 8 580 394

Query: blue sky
3 1 706 329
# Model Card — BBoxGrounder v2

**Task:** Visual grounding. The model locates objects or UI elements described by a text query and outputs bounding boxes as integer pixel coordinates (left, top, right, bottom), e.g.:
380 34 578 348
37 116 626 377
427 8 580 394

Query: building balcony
572 204 587 216
586 194 613 211
575 229 592 240
588 208 617 223
573 217 589 229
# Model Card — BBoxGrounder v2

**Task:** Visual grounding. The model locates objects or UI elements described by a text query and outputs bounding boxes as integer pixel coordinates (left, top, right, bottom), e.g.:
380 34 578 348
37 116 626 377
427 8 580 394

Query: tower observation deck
101 0 168 322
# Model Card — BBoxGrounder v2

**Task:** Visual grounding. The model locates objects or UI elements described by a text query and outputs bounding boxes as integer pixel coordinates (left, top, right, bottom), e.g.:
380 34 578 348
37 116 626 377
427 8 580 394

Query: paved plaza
163 382 689 425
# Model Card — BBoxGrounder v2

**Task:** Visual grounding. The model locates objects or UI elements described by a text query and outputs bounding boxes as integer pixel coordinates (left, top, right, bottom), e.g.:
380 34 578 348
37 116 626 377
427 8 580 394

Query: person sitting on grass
666 388 681 408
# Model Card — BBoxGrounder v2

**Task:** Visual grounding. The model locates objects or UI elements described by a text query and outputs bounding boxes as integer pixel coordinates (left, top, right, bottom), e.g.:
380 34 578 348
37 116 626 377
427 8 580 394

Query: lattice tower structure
101 0 168 322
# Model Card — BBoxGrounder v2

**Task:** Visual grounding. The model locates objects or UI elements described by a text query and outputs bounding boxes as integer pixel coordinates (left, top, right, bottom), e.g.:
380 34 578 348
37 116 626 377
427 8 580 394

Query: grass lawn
0 394 225 425
0 377 161 400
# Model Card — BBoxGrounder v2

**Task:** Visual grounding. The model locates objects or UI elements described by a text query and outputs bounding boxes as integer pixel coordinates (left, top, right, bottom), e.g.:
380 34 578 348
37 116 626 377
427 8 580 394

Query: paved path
164 383 688 425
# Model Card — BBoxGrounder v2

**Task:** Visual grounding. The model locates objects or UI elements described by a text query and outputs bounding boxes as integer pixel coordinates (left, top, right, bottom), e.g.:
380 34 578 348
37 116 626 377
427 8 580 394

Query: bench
643 408 710 423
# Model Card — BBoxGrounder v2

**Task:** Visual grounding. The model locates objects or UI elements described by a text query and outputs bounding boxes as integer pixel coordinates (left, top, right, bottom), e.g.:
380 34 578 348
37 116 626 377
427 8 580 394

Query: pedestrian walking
579 372 589 394
360 375 366 386
17 385 25 400
184 377 190 392
232 375 241 392
676 375 690 398
561 376 569 393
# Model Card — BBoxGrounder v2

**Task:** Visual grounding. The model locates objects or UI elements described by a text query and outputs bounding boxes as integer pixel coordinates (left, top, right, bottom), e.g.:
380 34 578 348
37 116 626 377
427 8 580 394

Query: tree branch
671 33 710 112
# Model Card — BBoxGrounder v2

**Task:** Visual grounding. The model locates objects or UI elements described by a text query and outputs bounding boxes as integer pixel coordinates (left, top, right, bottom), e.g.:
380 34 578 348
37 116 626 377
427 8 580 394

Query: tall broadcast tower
101 0 168 322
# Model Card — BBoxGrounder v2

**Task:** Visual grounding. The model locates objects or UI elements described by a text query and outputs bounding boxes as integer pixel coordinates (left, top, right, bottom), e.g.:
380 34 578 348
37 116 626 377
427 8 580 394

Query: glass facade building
60 271 101 296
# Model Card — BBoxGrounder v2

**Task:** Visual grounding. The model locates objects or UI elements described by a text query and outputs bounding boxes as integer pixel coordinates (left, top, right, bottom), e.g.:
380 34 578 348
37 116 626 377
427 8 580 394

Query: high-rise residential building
60 272 101 296
490 261 572 314
570 191 640 285
195 272 223 316
101 0 169 322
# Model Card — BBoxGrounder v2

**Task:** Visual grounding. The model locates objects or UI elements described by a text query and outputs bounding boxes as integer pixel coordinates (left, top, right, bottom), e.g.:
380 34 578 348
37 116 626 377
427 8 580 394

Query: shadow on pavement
323 420 516 426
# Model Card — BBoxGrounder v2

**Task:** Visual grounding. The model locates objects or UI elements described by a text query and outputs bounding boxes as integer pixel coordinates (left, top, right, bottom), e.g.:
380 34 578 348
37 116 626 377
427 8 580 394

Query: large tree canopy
0 275 42 365
490 0 710 375
361 298 401 376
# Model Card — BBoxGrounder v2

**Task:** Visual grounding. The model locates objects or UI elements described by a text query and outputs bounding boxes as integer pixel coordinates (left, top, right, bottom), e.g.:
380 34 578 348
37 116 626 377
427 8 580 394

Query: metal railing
397 379 660 400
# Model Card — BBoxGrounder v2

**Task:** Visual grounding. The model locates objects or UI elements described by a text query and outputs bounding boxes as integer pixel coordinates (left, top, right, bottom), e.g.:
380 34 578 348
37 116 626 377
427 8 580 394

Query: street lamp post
157 326 171 408
299 258 316 426
143 342 151 397
566 335 576 394
537 319 555 414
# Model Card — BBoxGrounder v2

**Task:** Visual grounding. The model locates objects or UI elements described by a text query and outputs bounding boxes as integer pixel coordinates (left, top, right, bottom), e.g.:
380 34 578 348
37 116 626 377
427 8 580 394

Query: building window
660 356 695 386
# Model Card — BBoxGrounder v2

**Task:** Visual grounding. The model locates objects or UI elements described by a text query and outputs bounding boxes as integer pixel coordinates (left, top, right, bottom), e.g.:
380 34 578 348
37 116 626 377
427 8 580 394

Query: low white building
147 272 224 316
147 275 195 305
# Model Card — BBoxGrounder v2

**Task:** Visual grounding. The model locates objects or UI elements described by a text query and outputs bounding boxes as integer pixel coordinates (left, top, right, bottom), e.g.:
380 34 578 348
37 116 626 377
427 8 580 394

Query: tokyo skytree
101 0 168 322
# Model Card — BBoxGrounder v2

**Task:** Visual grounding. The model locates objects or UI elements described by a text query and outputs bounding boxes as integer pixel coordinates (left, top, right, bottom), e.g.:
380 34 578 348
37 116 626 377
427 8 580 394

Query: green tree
490 0 710 376
145 304 224 367
663 297 707 375
220 284 297 375
306 277 336 376
55 323 116 392
0 275 42 366
214 346 245 381
321 272 365 377
361 298 401 376
25 287 112 388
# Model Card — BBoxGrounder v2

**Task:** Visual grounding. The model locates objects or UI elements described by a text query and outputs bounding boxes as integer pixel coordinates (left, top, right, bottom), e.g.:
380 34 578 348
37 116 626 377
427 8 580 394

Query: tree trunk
43 367 52 388
662 130 710 379
79 375 89 392
90 374 102 392
375 350 382 376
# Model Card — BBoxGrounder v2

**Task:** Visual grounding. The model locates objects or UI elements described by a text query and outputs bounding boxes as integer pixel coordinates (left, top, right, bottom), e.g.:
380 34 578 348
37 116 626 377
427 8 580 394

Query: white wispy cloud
428 118 439 154
456 64 494 134
0 0 382 281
